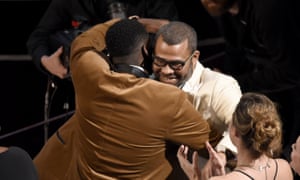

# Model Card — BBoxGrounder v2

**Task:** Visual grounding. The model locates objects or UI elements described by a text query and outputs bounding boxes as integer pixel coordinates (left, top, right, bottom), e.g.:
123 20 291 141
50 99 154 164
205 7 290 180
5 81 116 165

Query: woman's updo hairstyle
232 92 282 158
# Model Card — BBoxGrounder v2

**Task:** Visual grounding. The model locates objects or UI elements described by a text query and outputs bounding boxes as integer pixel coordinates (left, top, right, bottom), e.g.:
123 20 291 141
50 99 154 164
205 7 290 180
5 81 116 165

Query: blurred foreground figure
0 146 38 180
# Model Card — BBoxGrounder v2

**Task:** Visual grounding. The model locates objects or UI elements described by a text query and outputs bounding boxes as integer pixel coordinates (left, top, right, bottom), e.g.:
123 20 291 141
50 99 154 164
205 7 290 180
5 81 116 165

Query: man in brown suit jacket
33 18 210 180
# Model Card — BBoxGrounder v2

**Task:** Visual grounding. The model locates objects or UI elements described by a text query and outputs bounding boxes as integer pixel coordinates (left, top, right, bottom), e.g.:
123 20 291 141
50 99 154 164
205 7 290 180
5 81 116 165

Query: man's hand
41 46 68 79
201 141 226 179
177 145 201 180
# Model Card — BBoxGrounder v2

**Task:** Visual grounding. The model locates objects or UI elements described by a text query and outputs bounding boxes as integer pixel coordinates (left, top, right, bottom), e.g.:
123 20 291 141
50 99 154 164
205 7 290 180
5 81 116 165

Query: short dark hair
154 21 197 54
105 19 148 57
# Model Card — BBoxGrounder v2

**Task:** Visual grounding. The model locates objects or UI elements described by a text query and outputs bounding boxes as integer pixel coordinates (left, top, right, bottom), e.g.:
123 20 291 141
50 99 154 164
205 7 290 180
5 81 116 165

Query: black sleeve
26 0 72 75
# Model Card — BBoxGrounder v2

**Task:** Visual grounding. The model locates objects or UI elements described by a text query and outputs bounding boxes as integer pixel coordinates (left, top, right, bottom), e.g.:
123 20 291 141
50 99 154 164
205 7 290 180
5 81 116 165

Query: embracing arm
212 76 241 153
70 19 119 62
69 19 119 103
166 93 210 150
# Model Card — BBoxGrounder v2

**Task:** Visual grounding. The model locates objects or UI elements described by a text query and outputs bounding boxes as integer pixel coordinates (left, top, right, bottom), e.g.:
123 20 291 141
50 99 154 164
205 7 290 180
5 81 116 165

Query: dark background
0 0 52 157
0 0 224 158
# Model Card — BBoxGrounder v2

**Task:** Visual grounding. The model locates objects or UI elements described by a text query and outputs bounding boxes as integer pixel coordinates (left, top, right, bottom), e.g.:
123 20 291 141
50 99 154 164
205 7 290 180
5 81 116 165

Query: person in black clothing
26 0 178 143
27 0 178 78
199 0 300 176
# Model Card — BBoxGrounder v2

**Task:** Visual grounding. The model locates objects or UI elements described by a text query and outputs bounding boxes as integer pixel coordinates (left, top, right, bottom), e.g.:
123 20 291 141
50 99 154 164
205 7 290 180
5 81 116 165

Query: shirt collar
182 61 204 92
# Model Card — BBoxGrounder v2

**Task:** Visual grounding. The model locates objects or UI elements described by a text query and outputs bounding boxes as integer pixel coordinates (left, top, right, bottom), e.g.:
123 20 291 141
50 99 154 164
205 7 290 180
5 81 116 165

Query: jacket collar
182 61 204 92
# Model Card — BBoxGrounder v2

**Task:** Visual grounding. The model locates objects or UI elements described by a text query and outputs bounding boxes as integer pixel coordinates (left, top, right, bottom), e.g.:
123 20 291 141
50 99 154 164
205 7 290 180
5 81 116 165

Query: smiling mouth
160 76 178 85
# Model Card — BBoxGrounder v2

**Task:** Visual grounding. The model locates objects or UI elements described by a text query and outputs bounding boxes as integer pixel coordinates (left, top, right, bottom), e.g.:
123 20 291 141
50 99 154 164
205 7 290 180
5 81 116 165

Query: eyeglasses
152 52 194 71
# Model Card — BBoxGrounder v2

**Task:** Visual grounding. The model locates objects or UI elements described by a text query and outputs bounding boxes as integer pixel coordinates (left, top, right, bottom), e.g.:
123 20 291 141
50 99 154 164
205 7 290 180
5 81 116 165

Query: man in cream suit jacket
151 21 242 179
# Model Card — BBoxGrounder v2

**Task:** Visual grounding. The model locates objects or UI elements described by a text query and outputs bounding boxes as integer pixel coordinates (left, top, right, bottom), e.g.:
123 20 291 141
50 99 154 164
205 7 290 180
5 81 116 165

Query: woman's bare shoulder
275 158 292 168
275 158 293 180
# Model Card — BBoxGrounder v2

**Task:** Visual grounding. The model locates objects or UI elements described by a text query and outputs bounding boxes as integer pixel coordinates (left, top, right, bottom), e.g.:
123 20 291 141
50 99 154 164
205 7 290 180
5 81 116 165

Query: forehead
154 36 190 58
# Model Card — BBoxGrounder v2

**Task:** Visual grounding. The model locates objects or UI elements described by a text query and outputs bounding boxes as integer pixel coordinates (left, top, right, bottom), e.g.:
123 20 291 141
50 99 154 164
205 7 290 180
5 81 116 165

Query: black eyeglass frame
152 52 194 71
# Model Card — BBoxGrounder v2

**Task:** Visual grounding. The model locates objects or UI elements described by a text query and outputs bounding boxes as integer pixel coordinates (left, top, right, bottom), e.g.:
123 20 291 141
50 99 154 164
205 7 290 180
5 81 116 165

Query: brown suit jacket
34 19 210 180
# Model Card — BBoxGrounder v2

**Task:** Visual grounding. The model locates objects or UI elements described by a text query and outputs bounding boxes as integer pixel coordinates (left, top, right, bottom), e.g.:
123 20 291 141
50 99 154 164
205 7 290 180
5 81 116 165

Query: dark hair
154 21 197 54
105 19 148 58
232 92 282 158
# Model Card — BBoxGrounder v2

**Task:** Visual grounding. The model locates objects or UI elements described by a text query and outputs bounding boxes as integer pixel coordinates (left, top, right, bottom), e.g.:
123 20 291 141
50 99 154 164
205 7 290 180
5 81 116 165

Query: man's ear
142 45 149 56
193 50 200 60
192 50 200 67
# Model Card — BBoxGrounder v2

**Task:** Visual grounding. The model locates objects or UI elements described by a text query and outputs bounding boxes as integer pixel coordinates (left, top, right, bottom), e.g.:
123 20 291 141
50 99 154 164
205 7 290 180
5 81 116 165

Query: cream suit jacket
182 61 242 153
